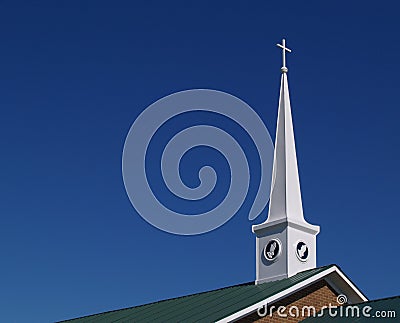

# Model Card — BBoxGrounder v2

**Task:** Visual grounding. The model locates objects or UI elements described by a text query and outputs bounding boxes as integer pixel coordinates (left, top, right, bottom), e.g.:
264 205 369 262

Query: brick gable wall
237 279 339 322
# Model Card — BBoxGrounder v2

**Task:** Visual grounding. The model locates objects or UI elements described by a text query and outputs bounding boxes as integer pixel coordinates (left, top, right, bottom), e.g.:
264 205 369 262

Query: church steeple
253 39 320 284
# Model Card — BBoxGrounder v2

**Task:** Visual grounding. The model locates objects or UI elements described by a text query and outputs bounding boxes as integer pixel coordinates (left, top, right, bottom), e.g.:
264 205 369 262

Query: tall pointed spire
266 44 312 227
258 39 319 230
253 39 319 284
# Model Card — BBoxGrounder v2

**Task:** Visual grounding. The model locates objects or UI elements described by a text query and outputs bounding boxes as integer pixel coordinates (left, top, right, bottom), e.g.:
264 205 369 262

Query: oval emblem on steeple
296 241 309 262
264 239 282 261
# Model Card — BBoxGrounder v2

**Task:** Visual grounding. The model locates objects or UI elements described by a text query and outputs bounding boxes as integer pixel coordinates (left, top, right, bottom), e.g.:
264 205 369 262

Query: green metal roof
302 295 399 322
59 265 334 323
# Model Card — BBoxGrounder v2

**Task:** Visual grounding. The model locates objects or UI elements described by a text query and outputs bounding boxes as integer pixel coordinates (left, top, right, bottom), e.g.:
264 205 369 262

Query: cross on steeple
276 38 292 72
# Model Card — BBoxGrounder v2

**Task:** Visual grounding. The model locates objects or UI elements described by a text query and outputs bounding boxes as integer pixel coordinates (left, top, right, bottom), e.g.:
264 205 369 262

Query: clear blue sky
0 1 399 322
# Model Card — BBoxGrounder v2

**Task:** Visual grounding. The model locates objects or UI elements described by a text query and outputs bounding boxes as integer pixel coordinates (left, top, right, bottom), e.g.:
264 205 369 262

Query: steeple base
253 219 319 285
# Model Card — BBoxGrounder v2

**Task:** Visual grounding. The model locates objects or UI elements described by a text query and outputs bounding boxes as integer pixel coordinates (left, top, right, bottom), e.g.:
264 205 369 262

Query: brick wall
237 279 339 323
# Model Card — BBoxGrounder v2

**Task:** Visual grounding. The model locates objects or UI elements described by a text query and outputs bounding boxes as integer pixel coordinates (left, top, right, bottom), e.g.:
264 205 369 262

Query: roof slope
59 265 334 323
302 295 399 322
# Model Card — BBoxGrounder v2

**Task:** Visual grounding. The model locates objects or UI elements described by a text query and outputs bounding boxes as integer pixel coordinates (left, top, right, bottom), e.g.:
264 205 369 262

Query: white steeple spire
264 40 318 229
253 39 320 284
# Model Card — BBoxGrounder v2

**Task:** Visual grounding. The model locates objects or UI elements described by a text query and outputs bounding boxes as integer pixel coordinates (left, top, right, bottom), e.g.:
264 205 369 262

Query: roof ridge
57 281 254 322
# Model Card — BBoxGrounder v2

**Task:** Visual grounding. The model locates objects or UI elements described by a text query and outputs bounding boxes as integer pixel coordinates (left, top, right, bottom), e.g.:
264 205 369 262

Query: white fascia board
216 266 368 323
325 266 368 304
